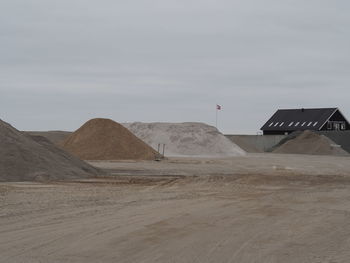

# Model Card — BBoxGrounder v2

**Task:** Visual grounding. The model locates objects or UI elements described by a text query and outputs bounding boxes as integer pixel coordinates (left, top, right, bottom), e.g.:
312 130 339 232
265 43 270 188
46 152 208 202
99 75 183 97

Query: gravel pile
0 119 102 182
273 130 349 156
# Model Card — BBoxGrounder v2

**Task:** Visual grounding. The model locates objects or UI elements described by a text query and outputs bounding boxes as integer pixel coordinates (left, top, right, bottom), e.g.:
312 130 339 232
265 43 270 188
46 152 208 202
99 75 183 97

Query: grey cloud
1 0 350 133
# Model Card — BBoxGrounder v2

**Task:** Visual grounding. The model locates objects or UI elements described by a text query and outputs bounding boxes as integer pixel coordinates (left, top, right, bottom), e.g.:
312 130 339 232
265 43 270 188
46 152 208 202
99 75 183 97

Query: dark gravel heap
0 119 103 182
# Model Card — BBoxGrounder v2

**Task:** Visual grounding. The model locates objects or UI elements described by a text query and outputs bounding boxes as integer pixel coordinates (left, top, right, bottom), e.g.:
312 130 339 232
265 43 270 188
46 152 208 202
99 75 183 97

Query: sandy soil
1 153 350 262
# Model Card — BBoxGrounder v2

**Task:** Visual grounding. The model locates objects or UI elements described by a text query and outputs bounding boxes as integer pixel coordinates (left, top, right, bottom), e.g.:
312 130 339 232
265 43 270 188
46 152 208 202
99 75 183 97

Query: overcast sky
1 0 350 134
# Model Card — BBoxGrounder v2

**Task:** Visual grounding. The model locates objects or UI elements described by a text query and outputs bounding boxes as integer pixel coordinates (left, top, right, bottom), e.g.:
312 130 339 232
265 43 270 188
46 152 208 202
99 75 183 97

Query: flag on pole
215 104 221 128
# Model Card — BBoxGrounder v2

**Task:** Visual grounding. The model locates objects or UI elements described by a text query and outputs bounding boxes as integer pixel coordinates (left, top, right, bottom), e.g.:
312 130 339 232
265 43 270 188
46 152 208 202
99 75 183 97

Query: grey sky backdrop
1 0 350 134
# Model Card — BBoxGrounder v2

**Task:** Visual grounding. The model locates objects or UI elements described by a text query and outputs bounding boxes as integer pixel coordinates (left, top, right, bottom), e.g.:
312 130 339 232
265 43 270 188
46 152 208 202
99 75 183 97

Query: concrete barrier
225 135 287 153
317 131 350 153
226 131 350 154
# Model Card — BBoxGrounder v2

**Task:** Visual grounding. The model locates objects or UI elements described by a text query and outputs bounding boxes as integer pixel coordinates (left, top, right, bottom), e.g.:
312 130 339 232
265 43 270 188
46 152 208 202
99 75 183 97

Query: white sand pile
123 122 246 157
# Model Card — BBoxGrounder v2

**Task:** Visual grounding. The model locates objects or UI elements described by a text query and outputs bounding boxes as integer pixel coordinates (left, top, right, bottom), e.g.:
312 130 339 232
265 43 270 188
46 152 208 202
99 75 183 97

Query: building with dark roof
261 108 350 135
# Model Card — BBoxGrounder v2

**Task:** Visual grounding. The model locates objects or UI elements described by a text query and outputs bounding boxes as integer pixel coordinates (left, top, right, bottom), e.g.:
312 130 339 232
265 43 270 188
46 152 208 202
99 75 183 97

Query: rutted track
2 167 350 262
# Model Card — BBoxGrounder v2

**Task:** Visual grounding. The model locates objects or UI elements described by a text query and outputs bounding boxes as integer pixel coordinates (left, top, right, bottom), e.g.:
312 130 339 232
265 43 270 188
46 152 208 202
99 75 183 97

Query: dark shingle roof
261 108 338 131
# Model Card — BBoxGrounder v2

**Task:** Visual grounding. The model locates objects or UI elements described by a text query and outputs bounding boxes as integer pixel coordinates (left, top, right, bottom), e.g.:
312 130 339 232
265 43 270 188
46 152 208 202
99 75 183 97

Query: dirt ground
1 153 350 262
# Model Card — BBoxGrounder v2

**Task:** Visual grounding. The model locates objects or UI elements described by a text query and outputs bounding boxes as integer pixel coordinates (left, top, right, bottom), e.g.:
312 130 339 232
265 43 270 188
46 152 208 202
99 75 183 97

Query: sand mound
0 119 102 182
273 130 349 156
123 122 246 157
24 131 72 144
61 118 157 160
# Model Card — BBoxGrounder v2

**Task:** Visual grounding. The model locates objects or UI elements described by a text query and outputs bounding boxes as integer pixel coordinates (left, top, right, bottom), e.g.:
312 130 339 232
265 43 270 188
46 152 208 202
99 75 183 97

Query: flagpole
216 104 222 129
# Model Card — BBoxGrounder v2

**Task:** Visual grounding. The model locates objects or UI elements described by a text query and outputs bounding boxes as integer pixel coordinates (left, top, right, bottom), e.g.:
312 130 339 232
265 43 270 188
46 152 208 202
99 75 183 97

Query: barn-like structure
261 108 350 135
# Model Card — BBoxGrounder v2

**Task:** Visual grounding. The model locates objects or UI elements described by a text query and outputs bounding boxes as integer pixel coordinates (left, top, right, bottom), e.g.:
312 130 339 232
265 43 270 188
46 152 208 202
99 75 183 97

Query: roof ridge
277 107 337 111
260 108 346 132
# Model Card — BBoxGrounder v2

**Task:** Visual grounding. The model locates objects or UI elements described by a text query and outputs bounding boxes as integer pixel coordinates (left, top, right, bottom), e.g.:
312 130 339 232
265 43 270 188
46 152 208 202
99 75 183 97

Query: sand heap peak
273 130 349 156
61 118 157 160
0 119 102 182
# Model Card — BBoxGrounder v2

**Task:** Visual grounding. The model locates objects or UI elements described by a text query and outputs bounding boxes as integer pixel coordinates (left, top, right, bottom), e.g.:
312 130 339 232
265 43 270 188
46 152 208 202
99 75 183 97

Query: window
288 122 294 127
313 122 318 127
327 122 332 129
274 122 279 127
269 122 274 127
279 122 284 127
295 122 300 126
328 122 345 130
301 122 306 127
307 122 312 126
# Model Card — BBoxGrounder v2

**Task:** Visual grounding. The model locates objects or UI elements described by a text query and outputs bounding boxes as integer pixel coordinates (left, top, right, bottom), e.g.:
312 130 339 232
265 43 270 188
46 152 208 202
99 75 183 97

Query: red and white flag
216 104 222 110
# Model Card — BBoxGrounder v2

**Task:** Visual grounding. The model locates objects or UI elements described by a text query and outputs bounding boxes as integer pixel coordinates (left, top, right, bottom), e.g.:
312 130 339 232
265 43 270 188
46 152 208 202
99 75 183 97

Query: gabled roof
261 108 338 131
